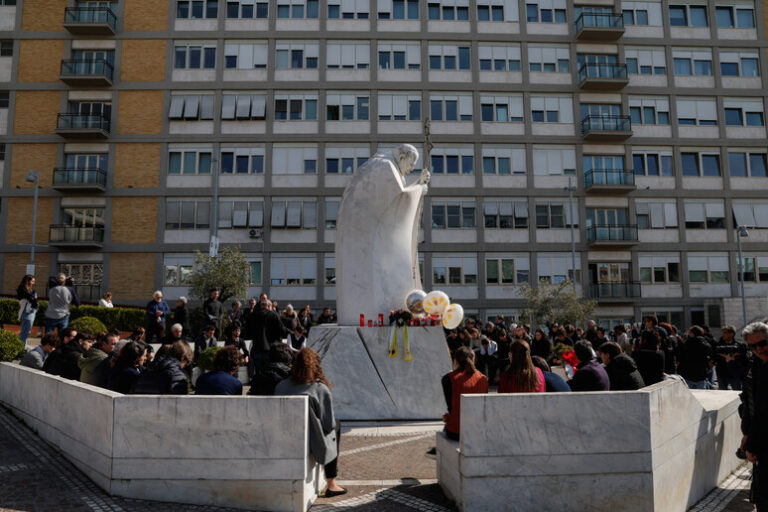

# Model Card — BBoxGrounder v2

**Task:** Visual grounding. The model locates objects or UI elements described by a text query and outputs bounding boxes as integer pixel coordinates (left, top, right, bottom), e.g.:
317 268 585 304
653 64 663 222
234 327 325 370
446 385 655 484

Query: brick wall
2 254 51 296
13 91 61 135
114 143 161 188
9 144 57 188
22 0 67 31
5 197 54 244
121 40 166 82
111 197 158 244
124 0 168 31
117 90 163 135
18 40 65 82
109 253 157 301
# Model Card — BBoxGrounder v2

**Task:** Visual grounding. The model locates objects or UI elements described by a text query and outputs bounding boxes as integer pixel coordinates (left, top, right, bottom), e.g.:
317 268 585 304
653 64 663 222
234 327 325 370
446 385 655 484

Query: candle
378 314 384 326
360 314 365 327
368 319 373 327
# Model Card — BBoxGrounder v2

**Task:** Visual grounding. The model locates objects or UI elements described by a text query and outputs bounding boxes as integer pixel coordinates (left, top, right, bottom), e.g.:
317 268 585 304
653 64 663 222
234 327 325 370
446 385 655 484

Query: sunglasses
748 339 768 350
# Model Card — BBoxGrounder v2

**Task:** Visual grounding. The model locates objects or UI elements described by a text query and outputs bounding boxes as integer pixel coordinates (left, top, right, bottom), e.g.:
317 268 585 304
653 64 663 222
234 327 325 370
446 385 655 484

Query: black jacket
203 298 224 328
131 356 189 395
677 336 712 382
633 349 666 386
194 334 218 362
744 359 768 457
568 360 610 392
605 354 645 390
246 308 287 354
43 341 85 381
16 284 38 310
248 362 291 396
91 354 113 388
172 305 191 335
108 363 142 394
531 336 553 362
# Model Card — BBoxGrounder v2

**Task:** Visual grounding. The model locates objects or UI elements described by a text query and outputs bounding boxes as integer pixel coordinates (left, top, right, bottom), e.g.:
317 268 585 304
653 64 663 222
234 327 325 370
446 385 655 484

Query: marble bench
0 362 323 512
436 380 742 512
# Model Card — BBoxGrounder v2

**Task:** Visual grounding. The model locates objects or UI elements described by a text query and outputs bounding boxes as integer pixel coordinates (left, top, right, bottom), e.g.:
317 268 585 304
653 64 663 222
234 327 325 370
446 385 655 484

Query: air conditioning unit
248 229 263 239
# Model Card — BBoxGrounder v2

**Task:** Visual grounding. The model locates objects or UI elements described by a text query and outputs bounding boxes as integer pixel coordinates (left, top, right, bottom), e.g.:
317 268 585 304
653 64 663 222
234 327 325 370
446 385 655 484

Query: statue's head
394 144 419 176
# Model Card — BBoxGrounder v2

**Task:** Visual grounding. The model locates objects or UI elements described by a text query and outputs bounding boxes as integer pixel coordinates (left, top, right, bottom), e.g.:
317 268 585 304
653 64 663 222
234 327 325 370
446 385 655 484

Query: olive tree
186 247 251 303
520 280 597 328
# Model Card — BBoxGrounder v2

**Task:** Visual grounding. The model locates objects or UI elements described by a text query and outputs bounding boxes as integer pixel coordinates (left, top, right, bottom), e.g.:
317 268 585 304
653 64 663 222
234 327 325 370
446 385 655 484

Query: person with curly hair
274 348 346 498
195 345 243 395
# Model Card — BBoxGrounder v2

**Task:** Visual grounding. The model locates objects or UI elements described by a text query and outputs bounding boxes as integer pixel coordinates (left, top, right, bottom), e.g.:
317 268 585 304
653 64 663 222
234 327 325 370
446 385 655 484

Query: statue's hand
420 184 428 196
419 168 431 184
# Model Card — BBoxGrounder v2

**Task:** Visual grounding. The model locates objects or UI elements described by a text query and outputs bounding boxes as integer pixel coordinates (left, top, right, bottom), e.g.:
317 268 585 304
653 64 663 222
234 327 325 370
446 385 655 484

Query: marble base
307 325 453 420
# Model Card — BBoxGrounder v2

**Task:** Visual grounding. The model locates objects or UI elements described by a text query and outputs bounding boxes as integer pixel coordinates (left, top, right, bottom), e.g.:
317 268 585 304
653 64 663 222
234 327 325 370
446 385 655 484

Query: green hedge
0 329 24 362
0 299 145 332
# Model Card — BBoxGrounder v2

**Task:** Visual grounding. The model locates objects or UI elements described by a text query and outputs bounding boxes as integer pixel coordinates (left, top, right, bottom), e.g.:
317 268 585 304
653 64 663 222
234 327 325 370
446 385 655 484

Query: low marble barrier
0 362 323 512
437 380 742 512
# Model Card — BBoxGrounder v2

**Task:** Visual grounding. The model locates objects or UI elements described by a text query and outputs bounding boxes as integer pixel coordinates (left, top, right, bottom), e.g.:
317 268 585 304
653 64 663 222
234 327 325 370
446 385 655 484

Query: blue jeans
19 310 37 345
45 315 69 335
686 379 708 390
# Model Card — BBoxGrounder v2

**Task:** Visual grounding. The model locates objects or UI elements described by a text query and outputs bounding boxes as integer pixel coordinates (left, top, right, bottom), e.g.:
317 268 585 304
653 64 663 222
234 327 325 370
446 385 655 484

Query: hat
178 296 188 304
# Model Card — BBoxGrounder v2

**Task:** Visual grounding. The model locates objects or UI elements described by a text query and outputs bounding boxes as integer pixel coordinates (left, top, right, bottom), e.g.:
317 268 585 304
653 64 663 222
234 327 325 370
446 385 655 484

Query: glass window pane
728 152 747 177
749 154 767 177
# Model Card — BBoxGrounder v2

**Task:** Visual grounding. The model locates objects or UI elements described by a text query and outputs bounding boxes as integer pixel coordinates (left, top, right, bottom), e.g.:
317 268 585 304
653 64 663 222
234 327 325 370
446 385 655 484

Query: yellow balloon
423 291 450 316
442 303 464 330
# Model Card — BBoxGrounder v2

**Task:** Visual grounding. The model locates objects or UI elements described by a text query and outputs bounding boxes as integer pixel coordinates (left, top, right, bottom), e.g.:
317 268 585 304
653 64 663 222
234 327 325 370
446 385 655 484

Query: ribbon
402 325 412 362
388 324 398 358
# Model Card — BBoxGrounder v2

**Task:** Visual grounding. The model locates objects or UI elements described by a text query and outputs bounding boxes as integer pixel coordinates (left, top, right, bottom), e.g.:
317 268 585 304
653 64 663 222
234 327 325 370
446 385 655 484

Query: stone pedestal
307 325 452 420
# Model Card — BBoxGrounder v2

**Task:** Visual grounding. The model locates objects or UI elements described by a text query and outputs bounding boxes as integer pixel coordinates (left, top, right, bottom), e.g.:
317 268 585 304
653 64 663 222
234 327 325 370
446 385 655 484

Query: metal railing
60 59 114 80
57 114 111 133
52 168 107 187
64 7 117 28
588 282 641 299
577 62 628 82
49 225 105 243
584 169 635 188
586 225 638 242
581 115 631 134
575 12 624 32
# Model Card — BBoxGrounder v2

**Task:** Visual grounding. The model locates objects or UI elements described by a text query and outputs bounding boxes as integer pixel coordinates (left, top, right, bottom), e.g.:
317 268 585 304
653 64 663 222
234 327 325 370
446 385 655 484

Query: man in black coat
568 341 610 392
203 288 224 337
246 300 286 377
193 324 218 363
44 332 94 381
599 341 645 390
742 322 768 512
677 326 713 389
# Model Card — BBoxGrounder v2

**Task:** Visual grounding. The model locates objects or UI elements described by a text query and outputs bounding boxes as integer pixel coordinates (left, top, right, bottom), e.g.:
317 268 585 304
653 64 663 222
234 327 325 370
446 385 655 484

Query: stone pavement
0 402 758 512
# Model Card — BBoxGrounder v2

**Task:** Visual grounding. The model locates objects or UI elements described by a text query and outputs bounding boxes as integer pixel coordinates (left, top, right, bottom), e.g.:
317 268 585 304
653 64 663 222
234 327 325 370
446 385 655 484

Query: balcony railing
581 115 632 140
49 225 105 245
575 13 625 39
584 169 635 188
52 168 107 190
60 59 113 84
63 7 117 34
577 63 629 89
56 114 110 138
588 282 641 299
586 225 638 243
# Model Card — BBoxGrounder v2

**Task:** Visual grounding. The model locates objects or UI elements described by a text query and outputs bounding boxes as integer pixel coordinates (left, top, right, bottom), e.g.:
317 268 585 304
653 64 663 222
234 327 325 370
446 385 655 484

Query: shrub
69 316 107 334
197 346 220 371
0 298 145 332
0 329 24 362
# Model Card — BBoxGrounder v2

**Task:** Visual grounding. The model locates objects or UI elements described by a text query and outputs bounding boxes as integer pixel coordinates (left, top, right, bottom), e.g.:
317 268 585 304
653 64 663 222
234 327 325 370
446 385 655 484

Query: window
326 93 369 121
429 94 473 121
0 92 7 109
669 4 708 27
583 155 625 182
681 152 720 177
728 152 768 178
628 96 669 125
378 93 421 121
719 50 759 77
624 46 666 75
0 144 5 161
224 42 268 69
532 146 576 175
325 198 340 228
218 199 263 228
377 0 419 19
324 255 336 285
428 44 471 71
432 254 477 285
177 0 218 18
271 200 317 228
0 40 12 57
480 95 523 123
684 200 725 229
428 0 469 20
174 43 216 69
723 99 764 127
688 254 729 283
530 95 572 123
226 0 269 18
636 201 678 229
535 202 577 228
622 1 662 25
482 146 525 175
272 146 318 174
378 42 419 70
477 0 518 21
164 255 194 286
221 94 266 120
166 200 211 229
486 255 529 284
247 259 262 285
586 208 628 228
525 0 566 23
270 255 317 285
274 93 318 121
632 150 673 176
275 42 319 69
430 147 473 174
484 200 528 228
478 44 521 71
732 202 768 227
432 201 475 228
168 94 215 120
326 146 369 174
537 253 580 283
715 5 754 28
328 0 369 18
168 148 212 175
672 48 712 76
328 42 370 69
676 98 717 126
528 46 569 73
220 147 265 174
276 0 318 18
638 254 680 283
0 0 17 4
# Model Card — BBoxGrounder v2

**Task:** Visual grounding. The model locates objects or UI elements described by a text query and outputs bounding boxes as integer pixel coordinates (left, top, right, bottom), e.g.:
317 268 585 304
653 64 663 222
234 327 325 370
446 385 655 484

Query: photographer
715 325 748 390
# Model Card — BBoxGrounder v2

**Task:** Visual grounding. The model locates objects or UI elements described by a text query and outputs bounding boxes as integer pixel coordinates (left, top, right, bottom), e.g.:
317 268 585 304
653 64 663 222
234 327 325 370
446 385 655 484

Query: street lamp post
209 157 219 257
736 225 749 327
566 177 577 293
26 170 40 276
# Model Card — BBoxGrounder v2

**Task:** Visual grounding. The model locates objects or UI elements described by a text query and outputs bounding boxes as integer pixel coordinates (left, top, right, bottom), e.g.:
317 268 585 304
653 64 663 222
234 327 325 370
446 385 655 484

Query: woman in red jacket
498 339 546 393
441 347 489 440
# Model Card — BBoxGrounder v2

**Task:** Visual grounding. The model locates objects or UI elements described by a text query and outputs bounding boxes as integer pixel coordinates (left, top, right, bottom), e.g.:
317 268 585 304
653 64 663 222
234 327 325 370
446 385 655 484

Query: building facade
1 0 768 329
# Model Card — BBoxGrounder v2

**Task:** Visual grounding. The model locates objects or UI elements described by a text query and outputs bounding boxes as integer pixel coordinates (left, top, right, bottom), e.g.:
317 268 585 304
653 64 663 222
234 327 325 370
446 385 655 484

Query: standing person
281 304 299 334
568 341 610 391
615 325 631 354
316 307 335 325
632 330 666 386
98 292 114 308
599 342 644 391
298 305 313 335
16 274 38 347
677 326 713 389
203 288 224 337
441 347 489 441
476 335 497 380
243 298 258 339
226 300 244 334
171 297 191 337
246 300 287 376
145 291 170 343
498 339 545 393
20 333 58 370
107 341 148 394
741 322 768 512
275 348 346 498
715 325 748 390
195 346 243 395
78 331 119 385
44 274 75 335
131 341 193 395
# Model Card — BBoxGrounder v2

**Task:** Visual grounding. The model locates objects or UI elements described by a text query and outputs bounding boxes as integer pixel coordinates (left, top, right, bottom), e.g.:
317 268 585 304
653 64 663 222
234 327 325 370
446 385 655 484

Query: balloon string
403 326 413 362
388 324 398 358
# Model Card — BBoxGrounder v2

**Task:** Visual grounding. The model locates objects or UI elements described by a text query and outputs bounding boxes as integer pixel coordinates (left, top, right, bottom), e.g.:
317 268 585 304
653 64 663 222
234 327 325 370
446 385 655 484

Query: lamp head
25 170 37 183
738 225 749 238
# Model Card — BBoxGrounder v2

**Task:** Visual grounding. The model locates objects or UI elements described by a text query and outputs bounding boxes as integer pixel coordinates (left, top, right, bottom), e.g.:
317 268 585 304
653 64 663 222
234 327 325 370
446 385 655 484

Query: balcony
581 115 632 141
52 168 107 192
586 225 638 246
56 114 110 138
584 169 636 193
575 12 624 40
588 282 641 300
59 59 113 86
577 63 629 90
49 225 105 248
63 7 117 34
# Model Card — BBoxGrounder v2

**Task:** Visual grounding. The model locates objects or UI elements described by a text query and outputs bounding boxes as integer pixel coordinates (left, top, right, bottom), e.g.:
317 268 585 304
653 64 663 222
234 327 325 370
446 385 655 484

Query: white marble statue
335 144 431 325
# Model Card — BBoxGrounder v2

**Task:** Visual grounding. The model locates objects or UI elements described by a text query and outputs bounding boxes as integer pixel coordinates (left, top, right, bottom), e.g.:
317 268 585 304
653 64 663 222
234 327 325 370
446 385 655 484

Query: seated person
20 333 58 370
193 324 217 363
599 341 644 391
441 347 489 441
166 323 188 344
44 331 94 381
132 341 193 395
195 346 243 396
531 356 571 392
224 325 250 365
107 341 148 394
568 341 610 392
248 342 293 396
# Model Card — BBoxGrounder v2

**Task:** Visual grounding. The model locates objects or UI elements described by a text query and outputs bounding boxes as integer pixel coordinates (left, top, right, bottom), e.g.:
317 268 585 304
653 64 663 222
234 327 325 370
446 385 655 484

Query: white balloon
423 290 450 316
442 303 464 330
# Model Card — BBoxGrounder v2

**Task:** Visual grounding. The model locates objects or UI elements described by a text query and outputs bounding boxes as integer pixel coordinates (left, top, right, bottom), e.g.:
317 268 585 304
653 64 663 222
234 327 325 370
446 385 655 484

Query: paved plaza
0 400 757 512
